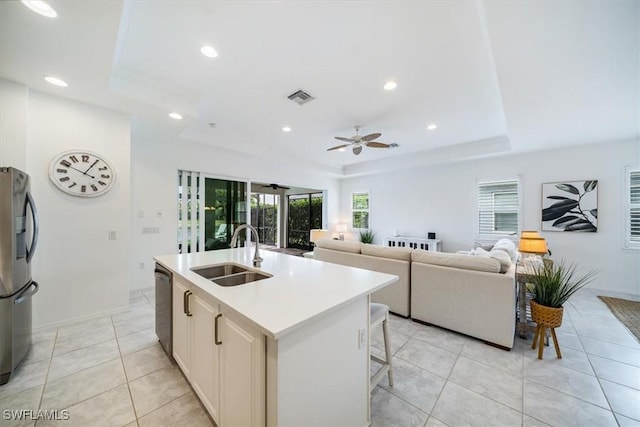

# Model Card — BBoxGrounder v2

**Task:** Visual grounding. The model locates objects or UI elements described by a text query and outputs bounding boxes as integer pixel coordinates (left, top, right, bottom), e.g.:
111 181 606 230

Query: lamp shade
310 229 329 243
518 231 547 254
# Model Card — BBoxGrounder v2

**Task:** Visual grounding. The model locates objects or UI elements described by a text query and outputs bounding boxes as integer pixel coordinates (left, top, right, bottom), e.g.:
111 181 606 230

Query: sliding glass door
287 192 322 250
251 193 279 246
178 171 247 253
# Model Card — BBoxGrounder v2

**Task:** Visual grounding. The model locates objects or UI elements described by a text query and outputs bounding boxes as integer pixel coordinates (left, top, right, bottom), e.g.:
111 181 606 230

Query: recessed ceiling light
169 112 183 120
21 0 57 18
383 81 397 91
282 126 291 132
200 45 218 58
44 76 68 87
427 124 438 131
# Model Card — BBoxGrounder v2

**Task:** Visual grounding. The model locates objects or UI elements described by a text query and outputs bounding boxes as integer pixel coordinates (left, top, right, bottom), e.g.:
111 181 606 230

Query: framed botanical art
541 180 598 232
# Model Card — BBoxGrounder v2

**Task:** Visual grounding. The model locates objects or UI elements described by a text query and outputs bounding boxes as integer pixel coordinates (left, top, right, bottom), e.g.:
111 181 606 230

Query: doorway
287 192 323 250
250 193 279 246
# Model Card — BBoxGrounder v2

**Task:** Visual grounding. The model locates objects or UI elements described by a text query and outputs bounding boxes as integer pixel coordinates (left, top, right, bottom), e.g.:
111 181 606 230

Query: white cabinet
172 278 264 426
190 287 220 421
172 277 190 375
220 310 265 427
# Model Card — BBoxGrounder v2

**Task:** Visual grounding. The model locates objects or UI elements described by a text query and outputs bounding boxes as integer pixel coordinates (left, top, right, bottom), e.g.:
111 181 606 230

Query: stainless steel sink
190 263 271 286
191 263 248 279
212 271 271 287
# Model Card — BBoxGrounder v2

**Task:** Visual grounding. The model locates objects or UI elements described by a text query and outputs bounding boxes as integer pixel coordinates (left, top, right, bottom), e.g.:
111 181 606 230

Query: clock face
49 150 115 197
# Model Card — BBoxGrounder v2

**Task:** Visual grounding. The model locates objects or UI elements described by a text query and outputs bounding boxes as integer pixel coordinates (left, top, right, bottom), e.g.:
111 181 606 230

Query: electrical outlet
156 211 163 218
108 230 117 240
358 328 366 349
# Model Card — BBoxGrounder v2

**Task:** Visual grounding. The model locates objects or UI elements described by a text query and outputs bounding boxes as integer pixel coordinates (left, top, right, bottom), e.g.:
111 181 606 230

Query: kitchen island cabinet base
266 297 370 427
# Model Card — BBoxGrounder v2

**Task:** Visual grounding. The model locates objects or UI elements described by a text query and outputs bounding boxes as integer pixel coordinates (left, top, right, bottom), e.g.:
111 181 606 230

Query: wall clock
48 150 115 197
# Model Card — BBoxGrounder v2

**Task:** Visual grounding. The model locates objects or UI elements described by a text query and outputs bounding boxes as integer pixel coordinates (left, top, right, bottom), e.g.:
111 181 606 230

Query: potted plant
527 260 596 358
359 229 376 244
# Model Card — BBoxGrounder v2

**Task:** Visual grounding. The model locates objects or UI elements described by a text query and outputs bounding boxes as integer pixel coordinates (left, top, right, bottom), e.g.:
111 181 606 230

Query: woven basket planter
530 300 563 328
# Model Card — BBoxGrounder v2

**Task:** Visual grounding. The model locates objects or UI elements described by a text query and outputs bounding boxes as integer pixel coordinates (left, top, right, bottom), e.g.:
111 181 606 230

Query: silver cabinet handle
186 291 193 317
215 314 222 345
183 290 193 317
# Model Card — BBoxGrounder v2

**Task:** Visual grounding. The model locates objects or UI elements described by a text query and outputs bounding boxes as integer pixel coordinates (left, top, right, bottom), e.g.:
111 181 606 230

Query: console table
516 267 548 345
385 236 441 252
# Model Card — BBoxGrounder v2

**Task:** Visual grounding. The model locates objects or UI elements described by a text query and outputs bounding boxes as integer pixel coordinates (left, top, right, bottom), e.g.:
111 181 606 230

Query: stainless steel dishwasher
154 263 173 360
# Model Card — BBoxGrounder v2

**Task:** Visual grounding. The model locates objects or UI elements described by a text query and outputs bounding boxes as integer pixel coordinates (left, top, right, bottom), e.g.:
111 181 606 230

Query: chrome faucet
230 224 263 267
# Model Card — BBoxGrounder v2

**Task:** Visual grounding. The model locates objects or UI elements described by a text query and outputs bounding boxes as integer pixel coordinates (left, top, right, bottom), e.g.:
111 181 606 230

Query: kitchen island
154 247 398 427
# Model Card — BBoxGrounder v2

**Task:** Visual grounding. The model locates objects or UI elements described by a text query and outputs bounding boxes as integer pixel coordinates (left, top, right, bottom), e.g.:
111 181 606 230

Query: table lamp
310 229 329 246
518 230 548 255
336 223 347 240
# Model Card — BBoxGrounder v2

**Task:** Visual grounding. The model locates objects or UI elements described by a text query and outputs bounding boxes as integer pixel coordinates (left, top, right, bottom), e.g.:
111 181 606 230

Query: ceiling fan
261 183 290 190
327 126 395 155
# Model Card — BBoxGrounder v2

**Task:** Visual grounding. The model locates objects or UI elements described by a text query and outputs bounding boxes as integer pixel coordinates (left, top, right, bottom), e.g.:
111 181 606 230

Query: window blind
478 180 519 235
630 171 640 242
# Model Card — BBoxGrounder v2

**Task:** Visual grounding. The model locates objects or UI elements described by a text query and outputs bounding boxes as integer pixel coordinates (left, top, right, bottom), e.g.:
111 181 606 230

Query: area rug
597 296 640 343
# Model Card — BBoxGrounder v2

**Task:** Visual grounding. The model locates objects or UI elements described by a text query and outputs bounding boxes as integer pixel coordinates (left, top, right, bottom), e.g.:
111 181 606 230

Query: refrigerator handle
15 281 39 304
25 191 39 263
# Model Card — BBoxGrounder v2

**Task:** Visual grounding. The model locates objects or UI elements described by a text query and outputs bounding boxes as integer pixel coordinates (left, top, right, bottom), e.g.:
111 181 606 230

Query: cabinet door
220 310 265 427
172 278 191 375
191 289 220 423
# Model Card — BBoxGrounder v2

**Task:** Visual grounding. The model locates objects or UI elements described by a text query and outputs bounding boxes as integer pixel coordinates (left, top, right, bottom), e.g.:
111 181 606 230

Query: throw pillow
492 238 519 263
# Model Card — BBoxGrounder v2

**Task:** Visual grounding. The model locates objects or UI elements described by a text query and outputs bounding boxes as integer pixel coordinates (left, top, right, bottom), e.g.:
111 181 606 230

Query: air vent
287 89 315 106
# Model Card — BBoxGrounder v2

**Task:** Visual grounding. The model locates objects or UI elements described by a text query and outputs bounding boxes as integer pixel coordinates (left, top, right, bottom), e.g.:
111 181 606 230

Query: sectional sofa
313 238 518 349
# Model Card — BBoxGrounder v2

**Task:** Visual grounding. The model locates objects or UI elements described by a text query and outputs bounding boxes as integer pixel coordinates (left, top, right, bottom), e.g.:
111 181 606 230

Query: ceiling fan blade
365 141 391 148
361 132 382 142
334 136 353 143
327 144 350 151
353 145 363 155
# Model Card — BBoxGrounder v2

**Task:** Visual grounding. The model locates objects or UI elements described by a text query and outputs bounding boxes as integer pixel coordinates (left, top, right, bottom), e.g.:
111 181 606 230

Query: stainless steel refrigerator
0 167 39 385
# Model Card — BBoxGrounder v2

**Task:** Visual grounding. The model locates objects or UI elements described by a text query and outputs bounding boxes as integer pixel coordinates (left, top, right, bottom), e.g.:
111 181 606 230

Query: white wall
0 80 132 328
340 139 640 295
130 127 341 289
0 79 28 170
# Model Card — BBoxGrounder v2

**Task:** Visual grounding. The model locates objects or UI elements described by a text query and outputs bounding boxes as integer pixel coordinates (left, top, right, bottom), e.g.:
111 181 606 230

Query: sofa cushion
469 247 512 273
361 244 412 261
492 238 519 263
315 238 361 254
411 250 501 273
488 250 512 273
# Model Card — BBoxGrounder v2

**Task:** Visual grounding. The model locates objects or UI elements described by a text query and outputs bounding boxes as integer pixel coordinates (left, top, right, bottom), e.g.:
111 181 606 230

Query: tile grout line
112 307 141 427
34 328 59 427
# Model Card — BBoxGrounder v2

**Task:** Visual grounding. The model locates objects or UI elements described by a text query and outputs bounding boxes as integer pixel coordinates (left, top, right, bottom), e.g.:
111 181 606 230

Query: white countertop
154 248 398 340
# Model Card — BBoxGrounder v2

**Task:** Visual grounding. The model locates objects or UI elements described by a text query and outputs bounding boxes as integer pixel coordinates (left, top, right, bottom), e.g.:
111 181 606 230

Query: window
477 179 519 236
352 192 369 229
626 167 640 249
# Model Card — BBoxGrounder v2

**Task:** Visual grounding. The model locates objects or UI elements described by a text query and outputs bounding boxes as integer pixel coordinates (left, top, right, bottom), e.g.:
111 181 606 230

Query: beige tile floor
1 287 639 426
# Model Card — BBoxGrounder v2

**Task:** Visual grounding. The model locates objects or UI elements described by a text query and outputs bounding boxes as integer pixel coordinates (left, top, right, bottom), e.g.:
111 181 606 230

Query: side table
515 267 548 344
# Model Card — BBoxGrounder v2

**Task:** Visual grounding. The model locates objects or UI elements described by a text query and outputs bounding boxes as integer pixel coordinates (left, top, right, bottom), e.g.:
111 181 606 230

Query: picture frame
541 180 598 232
